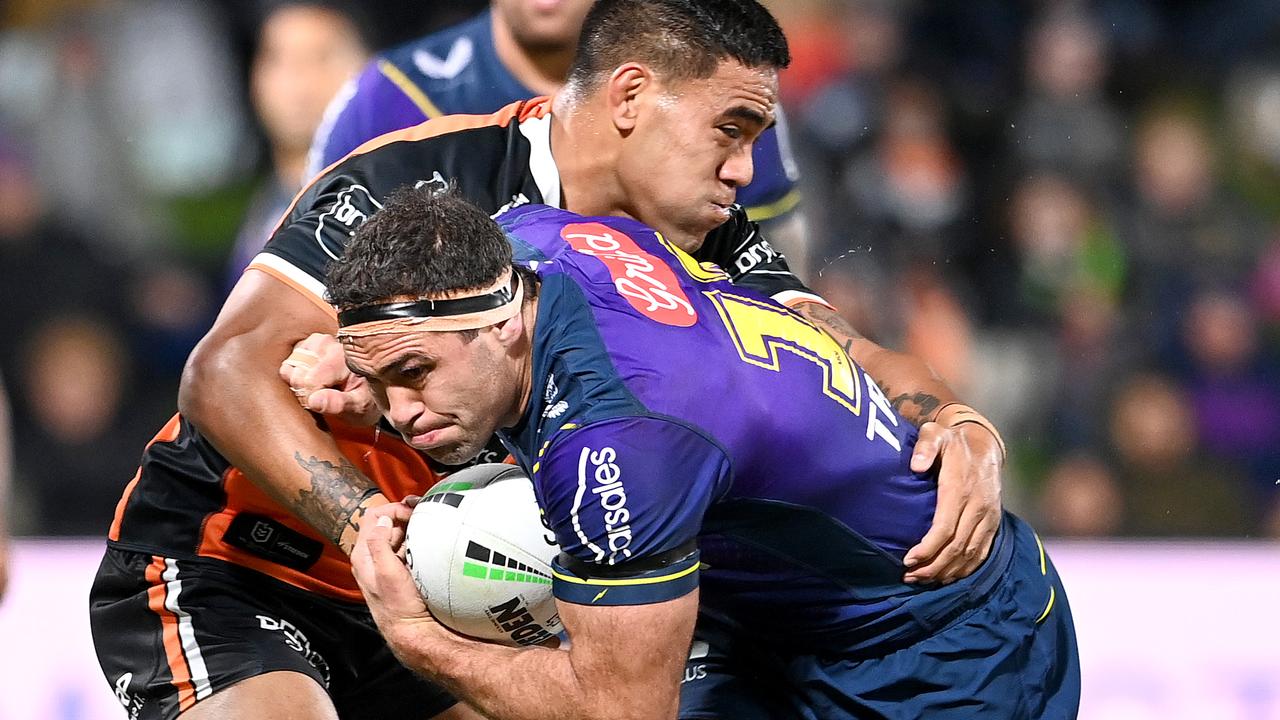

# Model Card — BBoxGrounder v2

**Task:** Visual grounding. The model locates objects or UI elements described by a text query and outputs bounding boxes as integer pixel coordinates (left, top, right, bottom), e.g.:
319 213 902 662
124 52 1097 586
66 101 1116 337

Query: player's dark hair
325 185 532 314
565 0 790 93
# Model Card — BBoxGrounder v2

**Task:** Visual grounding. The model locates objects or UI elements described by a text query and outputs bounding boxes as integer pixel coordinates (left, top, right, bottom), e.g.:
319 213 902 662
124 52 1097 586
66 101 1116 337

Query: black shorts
89 546 458 720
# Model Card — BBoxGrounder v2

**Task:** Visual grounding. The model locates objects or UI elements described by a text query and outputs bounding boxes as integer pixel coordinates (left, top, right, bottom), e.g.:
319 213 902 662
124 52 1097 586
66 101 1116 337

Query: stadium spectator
224 1 369 285
1176 288 1280 498
1037 454 1124 537
13 315 166 535
1007 171 1129 451
1010 6 1125 189
1122 102 1270 352
840 76 968 271
1107 372 1254 536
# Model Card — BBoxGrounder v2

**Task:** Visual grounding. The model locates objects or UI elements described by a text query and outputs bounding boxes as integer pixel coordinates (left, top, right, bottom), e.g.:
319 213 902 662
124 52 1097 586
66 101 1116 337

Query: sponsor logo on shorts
485 597 556 646
573 446 633 565
114 673 145 718
561 222 697 327
257 615 332 688
683 641 710 684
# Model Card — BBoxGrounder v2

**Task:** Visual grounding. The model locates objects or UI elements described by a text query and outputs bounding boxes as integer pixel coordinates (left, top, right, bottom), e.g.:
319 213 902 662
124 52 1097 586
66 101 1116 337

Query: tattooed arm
792 300 1003 585
180 270 386 554
792 302 951 426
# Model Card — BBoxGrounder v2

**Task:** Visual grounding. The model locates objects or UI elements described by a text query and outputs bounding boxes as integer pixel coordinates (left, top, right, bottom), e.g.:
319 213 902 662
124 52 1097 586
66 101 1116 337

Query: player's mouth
710 202 733 221
407 425 452 449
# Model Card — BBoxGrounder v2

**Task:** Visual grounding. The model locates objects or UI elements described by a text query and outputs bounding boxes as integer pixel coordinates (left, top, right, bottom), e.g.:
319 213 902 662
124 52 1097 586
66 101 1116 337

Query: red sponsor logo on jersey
561 222 697 327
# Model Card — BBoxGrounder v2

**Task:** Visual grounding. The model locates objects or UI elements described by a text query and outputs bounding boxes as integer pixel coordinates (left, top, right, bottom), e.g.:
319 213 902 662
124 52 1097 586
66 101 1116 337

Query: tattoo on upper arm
292 452 375 546
797 302 943 425
798 303 865 342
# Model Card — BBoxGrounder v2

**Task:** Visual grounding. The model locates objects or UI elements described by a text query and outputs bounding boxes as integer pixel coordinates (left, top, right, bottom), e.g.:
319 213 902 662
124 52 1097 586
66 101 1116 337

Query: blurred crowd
0 0 1277 539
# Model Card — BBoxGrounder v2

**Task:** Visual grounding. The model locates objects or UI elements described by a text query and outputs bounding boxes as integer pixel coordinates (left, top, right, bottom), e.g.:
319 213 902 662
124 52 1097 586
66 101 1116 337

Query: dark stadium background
0 1 1276 717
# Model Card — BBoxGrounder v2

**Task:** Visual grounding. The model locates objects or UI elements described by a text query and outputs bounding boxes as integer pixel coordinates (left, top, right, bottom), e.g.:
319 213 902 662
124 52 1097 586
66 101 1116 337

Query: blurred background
0 0 1277 718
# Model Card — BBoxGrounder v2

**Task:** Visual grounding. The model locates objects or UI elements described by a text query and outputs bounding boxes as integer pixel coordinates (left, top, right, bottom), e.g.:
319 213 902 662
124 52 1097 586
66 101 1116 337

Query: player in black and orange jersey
91 2 1007 718
306 0 812 271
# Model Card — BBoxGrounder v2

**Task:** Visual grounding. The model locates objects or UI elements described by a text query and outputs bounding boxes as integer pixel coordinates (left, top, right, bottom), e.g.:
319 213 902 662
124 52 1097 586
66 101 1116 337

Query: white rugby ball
404 463 562 646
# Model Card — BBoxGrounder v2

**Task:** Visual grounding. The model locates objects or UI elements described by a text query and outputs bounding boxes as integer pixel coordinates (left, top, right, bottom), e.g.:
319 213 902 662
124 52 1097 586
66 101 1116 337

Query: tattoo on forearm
887 390 943 427
292 452 375 547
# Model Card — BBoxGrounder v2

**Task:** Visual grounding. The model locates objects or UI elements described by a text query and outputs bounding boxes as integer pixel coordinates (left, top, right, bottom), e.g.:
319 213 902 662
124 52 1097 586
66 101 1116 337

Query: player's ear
492 308 526 349
605 63 650 133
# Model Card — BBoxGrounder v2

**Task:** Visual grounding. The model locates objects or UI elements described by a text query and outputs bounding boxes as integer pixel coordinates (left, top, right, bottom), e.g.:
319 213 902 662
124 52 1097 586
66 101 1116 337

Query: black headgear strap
337 276 517 327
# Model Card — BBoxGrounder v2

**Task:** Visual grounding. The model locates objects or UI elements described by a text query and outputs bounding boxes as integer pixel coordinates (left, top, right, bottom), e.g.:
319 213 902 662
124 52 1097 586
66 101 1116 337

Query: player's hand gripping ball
404 464 563 646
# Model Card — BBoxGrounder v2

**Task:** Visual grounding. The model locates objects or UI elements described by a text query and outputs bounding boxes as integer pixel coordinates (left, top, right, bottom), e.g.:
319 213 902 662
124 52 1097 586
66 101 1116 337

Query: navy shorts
680 514 1081 719
89 546 458 720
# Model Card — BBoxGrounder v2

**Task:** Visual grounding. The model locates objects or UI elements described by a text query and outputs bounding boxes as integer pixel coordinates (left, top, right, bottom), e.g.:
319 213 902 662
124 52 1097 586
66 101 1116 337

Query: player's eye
719 125 743 140
398 364 429 383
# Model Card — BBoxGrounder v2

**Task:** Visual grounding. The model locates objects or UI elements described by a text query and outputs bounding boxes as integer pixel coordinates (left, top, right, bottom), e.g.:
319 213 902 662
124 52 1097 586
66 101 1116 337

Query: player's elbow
178 331 256 428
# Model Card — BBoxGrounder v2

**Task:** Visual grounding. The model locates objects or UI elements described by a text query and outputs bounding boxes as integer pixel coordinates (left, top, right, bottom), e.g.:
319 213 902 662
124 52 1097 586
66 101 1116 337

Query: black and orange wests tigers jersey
251 97 822 315
108 415 456 601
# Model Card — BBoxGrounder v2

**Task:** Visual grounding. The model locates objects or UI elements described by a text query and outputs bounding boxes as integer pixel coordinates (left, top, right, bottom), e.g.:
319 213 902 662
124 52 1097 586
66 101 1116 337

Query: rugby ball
404 463 563 646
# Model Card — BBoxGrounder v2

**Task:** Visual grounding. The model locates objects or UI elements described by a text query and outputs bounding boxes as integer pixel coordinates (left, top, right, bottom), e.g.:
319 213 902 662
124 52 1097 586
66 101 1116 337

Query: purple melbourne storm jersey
493 205 991 654
307 8 800 222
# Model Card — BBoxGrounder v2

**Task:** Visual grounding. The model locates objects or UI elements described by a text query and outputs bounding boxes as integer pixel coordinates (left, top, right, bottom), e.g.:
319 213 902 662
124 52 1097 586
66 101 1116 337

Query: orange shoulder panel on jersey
194 418 446 601
109 414 184 541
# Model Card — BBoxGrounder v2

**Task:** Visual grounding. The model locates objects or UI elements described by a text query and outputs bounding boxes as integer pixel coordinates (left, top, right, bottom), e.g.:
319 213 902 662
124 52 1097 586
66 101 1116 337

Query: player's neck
505 297 541 429
490 13 572 97
549 100 626 219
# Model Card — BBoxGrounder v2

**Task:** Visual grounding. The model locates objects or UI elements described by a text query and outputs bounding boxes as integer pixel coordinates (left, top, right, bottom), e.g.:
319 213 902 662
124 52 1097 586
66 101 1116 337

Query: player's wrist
933 402 1007 462
338 489 389 554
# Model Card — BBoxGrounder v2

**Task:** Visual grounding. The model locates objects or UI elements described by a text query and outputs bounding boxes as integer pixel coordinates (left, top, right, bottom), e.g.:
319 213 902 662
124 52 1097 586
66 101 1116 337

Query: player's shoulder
331 98 540 178
376 10 526 115
380 11 490 79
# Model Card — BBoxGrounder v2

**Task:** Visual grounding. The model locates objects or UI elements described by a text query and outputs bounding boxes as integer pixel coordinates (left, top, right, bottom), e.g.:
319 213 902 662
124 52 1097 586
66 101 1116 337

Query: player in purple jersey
306 0 810 270
332 187 1079 719
269 0 1005 595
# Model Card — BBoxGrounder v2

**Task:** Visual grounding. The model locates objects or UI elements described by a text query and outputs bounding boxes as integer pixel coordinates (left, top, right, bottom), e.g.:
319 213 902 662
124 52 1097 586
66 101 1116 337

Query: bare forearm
794 301 958 426
393 629 622 720
179 274 383 553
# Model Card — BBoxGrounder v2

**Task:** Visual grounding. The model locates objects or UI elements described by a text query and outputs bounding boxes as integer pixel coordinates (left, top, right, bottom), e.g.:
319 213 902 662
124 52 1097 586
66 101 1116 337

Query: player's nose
384 387 425 433
720 145 755 189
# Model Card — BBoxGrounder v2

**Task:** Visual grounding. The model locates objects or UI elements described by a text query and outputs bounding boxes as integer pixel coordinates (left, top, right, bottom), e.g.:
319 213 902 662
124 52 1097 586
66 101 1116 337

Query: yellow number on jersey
705 290 862 416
